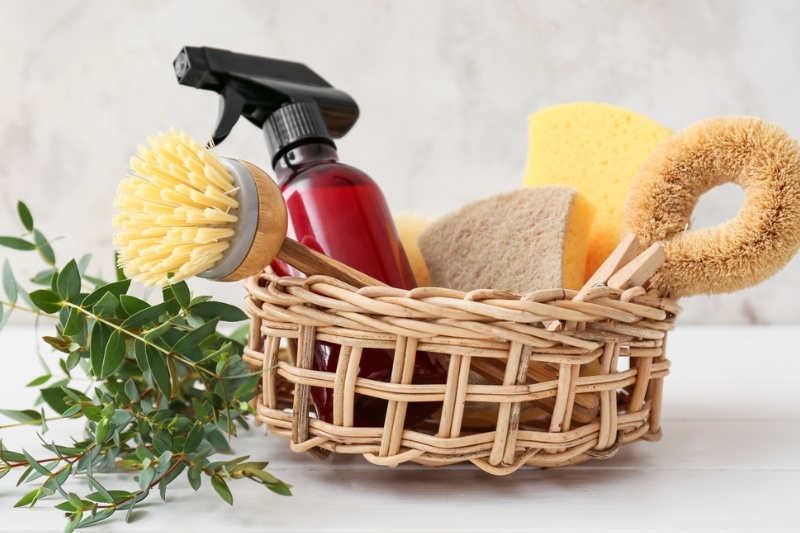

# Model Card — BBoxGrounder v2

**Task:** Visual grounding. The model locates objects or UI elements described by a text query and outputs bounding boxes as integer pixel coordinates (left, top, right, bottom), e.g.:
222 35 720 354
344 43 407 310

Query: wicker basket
241 236 681 475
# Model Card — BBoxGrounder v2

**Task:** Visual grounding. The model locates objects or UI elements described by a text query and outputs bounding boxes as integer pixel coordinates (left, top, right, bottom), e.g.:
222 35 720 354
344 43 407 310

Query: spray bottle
173 46 445 426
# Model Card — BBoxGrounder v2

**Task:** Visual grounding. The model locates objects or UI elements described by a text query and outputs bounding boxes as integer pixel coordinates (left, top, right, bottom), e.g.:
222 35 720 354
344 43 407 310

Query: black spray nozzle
174 46 359 158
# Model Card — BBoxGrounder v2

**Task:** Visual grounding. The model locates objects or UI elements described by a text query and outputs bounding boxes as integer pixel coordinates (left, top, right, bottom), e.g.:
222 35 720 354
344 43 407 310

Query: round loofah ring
623 116 800 298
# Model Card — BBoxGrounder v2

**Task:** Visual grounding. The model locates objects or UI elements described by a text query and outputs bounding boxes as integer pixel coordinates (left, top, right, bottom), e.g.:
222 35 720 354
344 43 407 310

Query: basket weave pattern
243 268 680 475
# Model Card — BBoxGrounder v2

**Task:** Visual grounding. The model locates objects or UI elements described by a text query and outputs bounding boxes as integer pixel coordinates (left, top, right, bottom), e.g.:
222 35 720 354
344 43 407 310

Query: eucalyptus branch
0 201 291 532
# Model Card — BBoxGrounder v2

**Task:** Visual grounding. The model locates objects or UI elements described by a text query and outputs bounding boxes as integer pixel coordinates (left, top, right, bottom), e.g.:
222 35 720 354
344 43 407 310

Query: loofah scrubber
623 116 800 297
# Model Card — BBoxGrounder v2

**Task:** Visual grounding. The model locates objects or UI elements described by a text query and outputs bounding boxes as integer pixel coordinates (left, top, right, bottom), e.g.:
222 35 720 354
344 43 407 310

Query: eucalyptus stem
0 300 50 317
0 416 67 431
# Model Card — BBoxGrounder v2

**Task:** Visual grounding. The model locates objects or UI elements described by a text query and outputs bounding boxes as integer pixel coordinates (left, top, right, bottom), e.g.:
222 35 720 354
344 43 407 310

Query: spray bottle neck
273 143 340 183
263 101 336 168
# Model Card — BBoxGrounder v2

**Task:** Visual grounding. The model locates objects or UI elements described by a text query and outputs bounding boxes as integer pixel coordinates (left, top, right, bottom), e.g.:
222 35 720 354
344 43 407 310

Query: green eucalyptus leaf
171 281 191 308
172 317 220 355
21 449 52 477
0 409 42 423
100 403 114 419
124 379 139 402
86 489 133 504
61 405 81 418
55 500 76 512
17 201 33 231
191 398 210 421
65 350 81 371
266 481 293 496
13 488 42 508
28 289 62 314
189 301 247 322
32 229 55 265
138 466 156 491
120 294 149 316
62 307 83 337
183 423 205 453
77 253 92 275
187 461 203 491
89 322 113 377
211 474 233 505
122 300 172 329
100 329 127 378
145 345 172 398
56 259 81 300
110 409 133 426
83 279 131 307
0 443 26 462
143 321 172 341
40 386 86 415
29 268 55 286
3 259 17 304
60 386 90 404
82 405 103 422
66 492 85 511
65 512 82 533
42 463 71 498
85 476 114 504
93 292 120 318
95 418 110 445
204 426 230 452
133 340 150 372
0 236 36 251
25 374 51 388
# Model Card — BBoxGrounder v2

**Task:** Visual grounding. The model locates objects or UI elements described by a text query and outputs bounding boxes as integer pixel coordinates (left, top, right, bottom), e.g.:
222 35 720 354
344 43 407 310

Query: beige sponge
522 102 672 280
418 187 595 294
393 212 434 287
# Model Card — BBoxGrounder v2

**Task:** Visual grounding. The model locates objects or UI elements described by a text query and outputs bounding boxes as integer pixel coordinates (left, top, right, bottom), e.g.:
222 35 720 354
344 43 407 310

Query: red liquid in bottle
271 144 445 427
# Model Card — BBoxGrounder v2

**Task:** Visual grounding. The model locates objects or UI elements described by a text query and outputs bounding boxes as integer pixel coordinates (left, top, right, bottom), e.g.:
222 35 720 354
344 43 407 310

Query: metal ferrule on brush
198 158 259 280
197 157 288 282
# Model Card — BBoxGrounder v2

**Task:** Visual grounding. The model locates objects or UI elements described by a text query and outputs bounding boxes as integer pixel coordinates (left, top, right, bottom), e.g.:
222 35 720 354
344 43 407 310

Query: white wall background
1 0 798 324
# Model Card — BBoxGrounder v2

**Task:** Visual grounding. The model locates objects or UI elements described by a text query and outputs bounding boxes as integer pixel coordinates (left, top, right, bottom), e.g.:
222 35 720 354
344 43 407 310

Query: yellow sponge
417 187 595 293
393 212 434 287
522 102 672 280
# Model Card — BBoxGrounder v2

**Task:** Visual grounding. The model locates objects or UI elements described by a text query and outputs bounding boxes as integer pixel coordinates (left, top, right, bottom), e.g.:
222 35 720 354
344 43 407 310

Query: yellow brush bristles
113 128 240 286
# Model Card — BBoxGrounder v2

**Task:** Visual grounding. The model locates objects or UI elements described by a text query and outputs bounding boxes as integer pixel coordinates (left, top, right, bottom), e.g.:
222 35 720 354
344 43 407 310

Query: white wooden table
0 324 797 532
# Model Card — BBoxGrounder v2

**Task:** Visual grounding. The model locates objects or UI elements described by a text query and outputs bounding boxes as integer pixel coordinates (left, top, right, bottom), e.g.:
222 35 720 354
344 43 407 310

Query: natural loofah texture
522 102 672 280
418 187 594 294
393 212 434 287
623 116 800 297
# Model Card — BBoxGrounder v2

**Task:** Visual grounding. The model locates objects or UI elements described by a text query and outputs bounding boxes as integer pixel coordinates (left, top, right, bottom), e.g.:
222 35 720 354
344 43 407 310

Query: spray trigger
210 85 248 147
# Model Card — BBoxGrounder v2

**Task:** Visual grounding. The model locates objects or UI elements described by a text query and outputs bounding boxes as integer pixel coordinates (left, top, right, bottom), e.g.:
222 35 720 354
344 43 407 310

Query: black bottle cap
263 102 336 166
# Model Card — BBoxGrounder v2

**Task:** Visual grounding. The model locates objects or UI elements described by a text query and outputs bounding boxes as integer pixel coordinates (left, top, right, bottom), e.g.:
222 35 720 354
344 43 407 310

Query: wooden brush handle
277 238 386 288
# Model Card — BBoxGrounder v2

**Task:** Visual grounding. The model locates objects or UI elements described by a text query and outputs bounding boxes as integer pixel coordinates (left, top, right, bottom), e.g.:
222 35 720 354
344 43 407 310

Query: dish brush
113 128 381 288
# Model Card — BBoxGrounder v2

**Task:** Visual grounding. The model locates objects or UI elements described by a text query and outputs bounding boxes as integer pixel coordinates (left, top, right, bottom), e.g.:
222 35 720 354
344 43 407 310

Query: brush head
113 128 287 286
